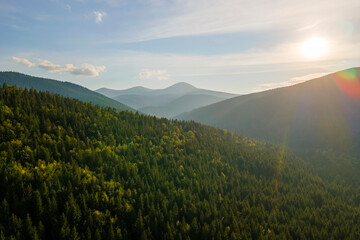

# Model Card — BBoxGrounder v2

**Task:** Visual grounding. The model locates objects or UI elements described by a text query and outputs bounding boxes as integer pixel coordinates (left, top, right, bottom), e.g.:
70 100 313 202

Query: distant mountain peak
168 82 196 89
164 82 197 93
171 82 196 88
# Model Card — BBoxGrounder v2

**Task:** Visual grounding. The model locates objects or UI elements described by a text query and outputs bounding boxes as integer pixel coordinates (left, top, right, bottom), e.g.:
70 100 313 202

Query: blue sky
1 0 360 94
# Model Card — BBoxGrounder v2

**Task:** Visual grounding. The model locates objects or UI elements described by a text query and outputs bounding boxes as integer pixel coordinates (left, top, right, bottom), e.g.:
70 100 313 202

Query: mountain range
96 82 238 118
0 72 133 112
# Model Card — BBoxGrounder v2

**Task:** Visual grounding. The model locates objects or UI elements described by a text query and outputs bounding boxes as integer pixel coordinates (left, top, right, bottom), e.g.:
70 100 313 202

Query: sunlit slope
0 72 134 112
2 85 360 239
178 68 360 154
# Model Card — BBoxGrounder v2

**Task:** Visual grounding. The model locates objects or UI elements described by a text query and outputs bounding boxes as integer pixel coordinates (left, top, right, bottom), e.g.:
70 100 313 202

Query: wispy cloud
128 0 360 42
289 72 330 83
93 11 106 23
114 36 360 77
65 4 71 11
12 57 105 77
253 72 330 92
138 69 169 80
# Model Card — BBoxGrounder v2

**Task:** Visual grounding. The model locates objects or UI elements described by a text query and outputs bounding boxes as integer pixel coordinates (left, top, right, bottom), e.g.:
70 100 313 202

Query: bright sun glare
300 37 329 59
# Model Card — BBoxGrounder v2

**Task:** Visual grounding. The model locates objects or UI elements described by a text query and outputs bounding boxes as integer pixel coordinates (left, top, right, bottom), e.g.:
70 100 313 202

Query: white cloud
12 57 105 77
93 11 107 23
38 60 74 73
71 64 106 77
12 57 36 68
138 69 168 80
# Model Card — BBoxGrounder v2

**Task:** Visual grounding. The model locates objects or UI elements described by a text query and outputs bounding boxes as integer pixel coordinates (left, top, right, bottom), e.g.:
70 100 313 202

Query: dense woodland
1 84 360 239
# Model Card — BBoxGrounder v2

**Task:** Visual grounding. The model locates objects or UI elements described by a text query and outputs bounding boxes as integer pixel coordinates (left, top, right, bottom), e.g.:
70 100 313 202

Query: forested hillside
1 84 360 239
0 72 133 112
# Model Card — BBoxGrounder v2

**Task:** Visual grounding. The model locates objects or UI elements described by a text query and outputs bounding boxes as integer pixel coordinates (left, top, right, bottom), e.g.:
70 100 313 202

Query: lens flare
341 21 354 36
334 68 360 100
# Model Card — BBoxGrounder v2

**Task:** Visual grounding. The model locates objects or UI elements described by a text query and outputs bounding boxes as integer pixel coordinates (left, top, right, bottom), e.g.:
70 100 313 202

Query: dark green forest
1 84 360 239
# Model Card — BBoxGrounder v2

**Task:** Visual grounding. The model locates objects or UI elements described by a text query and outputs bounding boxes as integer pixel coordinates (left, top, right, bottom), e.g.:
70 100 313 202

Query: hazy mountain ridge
97 82 197 98
96 86 153 98
96 82 238 117
0 71 134 112
139 94 224 118
114 94 179 110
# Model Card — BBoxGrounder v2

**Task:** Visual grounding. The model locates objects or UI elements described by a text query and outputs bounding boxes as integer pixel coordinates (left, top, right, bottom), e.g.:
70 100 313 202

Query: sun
300 37 329 59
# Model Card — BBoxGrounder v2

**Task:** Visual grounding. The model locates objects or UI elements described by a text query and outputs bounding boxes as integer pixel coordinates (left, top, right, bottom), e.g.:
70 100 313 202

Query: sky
1 0 360 94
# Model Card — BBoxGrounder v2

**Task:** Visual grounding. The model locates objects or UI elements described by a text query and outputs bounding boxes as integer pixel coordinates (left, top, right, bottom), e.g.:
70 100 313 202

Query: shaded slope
0 71 133 111
178 68 360 155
